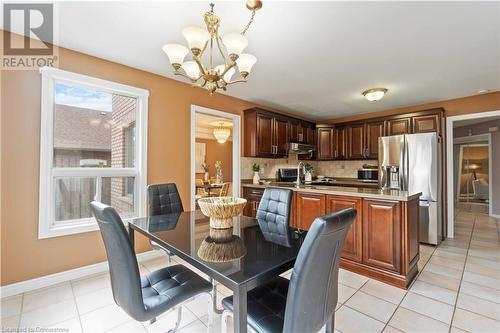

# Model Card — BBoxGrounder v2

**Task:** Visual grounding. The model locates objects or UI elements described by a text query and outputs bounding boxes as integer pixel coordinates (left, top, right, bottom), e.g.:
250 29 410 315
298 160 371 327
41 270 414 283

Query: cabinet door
362 200 401 272
296 192 326 230
256 113 274 156
348 124 365 159
412 114 440 134
274 117 289 156
305 125 315 145
289 120 300 142
317 128 334 160
365 121 384 159
326 196 362 262
386 118 411 135
242 187 264 217
334 127 347 159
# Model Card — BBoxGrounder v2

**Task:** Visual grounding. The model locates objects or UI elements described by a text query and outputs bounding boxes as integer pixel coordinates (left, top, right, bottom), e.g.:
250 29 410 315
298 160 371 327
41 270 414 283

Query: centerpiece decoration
197 227 247 262
197 196 247 229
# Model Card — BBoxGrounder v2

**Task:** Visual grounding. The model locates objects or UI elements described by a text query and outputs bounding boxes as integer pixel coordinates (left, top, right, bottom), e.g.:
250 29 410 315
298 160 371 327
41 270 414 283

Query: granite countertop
242 181 421 202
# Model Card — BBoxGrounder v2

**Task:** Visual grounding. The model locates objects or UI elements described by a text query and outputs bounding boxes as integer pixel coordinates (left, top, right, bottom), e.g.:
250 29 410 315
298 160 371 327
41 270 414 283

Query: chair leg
167 254 171 264
166 307 182 333
210 278 224 315
206 293 214 333
325 313 335 333
221 310 231 333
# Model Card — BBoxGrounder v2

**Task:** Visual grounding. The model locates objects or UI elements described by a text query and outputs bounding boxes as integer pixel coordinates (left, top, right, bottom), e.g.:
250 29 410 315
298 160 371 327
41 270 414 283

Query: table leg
128 225 135 249
325 314 335 333
233 285 247 333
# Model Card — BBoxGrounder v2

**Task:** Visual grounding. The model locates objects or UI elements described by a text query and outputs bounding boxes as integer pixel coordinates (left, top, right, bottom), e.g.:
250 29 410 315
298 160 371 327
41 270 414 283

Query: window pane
55 177 96 222
53 82 137 168
100 177 135 216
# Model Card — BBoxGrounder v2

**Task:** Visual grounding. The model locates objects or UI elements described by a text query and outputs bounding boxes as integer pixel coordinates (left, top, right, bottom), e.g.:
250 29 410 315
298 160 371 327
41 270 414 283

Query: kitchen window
39 67 148 238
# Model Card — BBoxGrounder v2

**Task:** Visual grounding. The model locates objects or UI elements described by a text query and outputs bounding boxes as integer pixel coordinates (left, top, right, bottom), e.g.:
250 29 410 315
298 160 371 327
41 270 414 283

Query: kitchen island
242 182 421 288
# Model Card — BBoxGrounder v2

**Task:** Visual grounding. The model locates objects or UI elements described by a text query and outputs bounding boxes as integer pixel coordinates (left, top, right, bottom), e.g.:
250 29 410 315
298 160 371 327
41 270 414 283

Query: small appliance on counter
357 164 378 183
276 168 299 182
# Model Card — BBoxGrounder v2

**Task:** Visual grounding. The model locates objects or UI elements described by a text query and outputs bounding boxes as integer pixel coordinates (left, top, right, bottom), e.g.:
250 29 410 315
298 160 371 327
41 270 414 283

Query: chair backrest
147 183 183 216
219 182 230 197
90 201 145 320
283 208 356 333
256 188 293 247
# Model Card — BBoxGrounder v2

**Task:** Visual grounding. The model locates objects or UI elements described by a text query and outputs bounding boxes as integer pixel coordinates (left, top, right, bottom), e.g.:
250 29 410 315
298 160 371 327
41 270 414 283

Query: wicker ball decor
197 197 247 229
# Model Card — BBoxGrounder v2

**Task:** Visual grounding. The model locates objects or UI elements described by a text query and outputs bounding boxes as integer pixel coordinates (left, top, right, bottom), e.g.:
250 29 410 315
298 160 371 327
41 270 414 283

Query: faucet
296 161 305 185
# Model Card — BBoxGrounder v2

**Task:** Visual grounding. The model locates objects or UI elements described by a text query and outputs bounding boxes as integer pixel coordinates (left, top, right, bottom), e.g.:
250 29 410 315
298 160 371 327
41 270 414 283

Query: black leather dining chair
147 183 184 262
221 208 357 333
256 188 293 247
90 201 212 329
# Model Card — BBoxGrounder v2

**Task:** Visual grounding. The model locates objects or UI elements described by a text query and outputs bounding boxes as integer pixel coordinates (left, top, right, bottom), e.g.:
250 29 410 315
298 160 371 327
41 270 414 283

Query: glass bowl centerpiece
197 196 247 229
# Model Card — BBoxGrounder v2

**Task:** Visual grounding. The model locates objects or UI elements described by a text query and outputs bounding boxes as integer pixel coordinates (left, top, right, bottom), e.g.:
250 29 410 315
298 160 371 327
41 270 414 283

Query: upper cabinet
347 123 365 159
412 113 441 134
365 121 384 159
317 127 334 160
244 108 315 158
334 126 347 159
386 117 411 135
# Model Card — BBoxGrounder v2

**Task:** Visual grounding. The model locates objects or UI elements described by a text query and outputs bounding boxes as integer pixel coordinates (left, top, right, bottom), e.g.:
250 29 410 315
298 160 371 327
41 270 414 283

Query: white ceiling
18 1 500 120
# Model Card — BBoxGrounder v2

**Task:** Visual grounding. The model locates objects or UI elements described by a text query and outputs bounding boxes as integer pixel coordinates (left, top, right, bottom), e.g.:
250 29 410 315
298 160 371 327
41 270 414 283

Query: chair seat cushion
222 277 289 333
141 264 211 317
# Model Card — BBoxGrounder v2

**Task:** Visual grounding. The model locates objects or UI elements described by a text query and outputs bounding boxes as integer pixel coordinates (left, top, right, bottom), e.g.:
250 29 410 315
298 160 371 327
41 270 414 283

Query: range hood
288 142 315 154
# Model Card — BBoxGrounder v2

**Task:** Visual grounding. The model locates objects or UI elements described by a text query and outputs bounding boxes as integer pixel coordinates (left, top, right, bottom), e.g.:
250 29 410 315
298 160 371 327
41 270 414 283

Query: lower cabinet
362 199 401 273
326 195 362 262
242 187 264 218
295 192 326 230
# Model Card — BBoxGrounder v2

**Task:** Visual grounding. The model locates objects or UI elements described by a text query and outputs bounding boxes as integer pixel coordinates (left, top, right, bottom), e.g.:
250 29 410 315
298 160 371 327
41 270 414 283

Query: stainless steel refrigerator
379 133 442 245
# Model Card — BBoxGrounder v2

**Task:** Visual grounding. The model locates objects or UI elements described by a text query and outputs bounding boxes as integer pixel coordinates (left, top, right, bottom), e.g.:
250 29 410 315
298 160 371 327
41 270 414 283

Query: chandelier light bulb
236 53 257 77
362 88 388 102
215 65 236 82
181 61 201 79
182 26 210 53
162 44 189 68
221 33 248 59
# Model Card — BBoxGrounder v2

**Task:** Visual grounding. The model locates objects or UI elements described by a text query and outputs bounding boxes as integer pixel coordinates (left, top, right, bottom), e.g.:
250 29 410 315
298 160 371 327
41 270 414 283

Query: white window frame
38 67 149 239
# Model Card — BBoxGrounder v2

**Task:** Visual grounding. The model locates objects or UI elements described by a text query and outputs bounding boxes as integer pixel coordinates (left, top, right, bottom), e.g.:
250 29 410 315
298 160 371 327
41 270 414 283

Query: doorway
190 105 241 210
446 110 500 237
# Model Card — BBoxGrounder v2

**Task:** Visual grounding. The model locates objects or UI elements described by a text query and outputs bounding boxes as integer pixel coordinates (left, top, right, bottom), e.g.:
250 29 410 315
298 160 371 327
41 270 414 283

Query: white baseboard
490 213 500 219
0 250 164 299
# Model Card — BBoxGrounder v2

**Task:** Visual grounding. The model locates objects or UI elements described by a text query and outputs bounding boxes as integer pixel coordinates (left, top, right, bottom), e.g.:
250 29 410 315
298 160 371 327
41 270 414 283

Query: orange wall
0 33 271 285
324 91 500 124
195 138 233 182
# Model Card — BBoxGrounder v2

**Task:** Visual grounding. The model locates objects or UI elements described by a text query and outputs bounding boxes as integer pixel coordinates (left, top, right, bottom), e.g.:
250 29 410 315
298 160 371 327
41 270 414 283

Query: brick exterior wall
110 94 136 214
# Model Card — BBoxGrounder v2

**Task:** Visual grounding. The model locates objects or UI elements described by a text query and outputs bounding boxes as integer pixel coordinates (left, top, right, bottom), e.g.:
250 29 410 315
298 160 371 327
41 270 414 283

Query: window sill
38 216 136 239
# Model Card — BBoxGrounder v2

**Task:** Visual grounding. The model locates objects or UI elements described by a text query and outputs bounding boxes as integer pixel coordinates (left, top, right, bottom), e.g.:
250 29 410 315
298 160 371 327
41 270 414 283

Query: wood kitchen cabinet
326 195 362 262
365 121 384 159
334 126 347 159
317 127 334 160
412 114 440 134
289 120 300 142
362 199 402 273
295 192 326 230
274 116 289 155
386 118 411 135
242 187 264 218
256 112 274 157
347 123 365 159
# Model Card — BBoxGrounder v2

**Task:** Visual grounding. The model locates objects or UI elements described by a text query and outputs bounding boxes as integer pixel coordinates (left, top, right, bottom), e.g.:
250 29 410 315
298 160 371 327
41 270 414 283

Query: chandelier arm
241 10 256 35
193 56 207 77
174 71 197 83
226 79 247 85
219 60 237 77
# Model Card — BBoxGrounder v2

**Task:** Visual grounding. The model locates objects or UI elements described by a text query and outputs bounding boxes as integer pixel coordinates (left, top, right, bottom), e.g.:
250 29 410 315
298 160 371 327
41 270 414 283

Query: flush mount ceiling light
212 121 232 143
477 89 490 94
362 88 388 102
162 1 262 95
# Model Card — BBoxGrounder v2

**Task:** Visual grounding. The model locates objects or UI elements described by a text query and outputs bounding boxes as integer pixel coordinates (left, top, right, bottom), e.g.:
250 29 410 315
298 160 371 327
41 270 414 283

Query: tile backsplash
241 156 377 180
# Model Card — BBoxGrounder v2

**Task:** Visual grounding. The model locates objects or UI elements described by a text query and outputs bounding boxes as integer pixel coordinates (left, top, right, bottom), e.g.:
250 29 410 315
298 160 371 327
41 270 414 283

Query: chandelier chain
241 10 256 35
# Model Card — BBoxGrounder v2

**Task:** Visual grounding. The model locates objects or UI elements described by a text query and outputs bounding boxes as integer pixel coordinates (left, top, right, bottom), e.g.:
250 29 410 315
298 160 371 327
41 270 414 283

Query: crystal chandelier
162 1 262 95
213 122 231 143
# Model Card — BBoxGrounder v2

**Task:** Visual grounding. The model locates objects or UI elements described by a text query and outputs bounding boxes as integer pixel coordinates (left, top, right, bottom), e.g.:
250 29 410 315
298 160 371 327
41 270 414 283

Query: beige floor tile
338 284 358 303
144 307 198 332
471 239 500 249
1 295 22 319
460 281 500 303
183 294 211 319
71 273 111 297
420 244 436 256
22 282 74 313
449 326 469 333
1 315 20 330
462 271 500 290
452 308 500 333
428 256 465 269
416 270 461 291
178 319 207 333
106 320 146 332
465 261 500 278
456 293 500 321
345 291 397 323
423 262 463 279
400 292 454 324
19 299 78 328
360 280 406 305
466 255 500 269
389 307 449 333
141 257 173 272
80 303 131 333
409 280 457 305
338 269 369 289
335 305 385 333
436 245 468 255
75 286 114 314
49 317 82 333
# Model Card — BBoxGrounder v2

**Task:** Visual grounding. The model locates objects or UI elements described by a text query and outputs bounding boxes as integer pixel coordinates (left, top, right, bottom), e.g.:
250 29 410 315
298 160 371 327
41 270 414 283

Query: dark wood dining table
196 183 223 197
128 210 305 333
